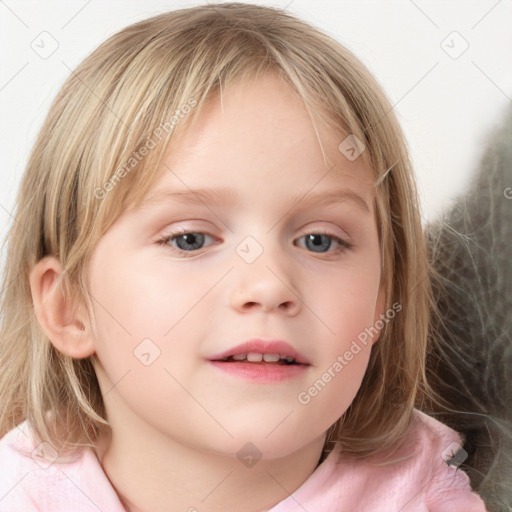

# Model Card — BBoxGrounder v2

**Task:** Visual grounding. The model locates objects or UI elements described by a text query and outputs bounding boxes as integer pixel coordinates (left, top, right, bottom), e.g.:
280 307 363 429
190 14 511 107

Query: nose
229 249 301 316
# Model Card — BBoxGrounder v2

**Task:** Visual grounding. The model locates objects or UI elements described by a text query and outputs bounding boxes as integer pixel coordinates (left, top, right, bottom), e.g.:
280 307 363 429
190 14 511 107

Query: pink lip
208 360 309 383
207 338 310 365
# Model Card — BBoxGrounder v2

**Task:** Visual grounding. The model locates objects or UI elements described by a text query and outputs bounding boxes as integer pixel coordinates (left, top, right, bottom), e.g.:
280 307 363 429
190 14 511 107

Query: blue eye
159 231 214 252
295 232 351 253
157 230 351 256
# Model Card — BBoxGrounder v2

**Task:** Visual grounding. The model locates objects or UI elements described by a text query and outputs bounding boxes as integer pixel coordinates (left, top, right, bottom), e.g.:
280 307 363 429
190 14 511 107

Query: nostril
240 300 296 313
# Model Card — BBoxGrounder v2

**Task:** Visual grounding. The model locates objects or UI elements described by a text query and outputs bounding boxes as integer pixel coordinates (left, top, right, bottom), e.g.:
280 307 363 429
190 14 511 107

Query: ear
371 283 387 345
29 256 95 359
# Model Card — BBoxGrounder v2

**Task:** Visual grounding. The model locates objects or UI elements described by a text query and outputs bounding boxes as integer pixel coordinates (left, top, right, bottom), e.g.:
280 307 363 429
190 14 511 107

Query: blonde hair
0 2 432 460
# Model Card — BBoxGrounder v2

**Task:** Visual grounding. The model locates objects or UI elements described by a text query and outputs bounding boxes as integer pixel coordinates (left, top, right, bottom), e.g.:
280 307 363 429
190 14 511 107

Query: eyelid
298 223 352 244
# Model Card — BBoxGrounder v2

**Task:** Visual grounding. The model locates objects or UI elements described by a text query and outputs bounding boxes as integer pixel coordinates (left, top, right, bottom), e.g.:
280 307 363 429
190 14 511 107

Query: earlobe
29 256 95 359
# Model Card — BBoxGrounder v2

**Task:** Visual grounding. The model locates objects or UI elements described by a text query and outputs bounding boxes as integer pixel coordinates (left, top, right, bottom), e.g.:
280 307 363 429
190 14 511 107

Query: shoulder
407 410 488 511
0 421 48 510
0 421 125 512
406 408 463 461
371 409 488 511
321 410 488 511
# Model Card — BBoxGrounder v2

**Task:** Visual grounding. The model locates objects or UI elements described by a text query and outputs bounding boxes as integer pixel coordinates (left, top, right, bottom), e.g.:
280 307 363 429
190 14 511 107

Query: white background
0 0 511 256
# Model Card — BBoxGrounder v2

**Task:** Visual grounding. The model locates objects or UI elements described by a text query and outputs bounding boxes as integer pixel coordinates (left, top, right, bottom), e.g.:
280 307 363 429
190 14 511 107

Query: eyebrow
140 186 371 214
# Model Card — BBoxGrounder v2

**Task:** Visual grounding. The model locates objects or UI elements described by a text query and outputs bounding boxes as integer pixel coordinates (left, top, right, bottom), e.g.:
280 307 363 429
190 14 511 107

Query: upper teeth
232 353 295 363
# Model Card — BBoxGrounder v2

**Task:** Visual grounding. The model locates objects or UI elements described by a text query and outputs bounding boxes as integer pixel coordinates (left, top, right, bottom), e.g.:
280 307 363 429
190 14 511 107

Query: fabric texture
0 409 487 511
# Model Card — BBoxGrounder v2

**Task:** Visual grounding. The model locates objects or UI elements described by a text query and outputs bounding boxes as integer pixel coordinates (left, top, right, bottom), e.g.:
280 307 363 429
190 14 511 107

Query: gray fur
426 104 512 511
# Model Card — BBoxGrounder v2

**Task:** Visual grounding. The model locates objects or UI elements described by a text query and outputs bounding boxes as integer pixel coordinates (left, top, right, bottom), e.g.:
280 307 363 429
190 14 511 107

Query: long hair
0 3 432 460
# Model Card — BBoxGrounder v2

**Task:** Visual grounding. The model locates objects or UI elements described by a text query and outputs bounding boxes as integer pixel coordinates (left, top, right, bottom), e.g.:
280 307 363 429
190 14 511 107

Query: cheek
91 253 203 334
295 334 372 437
298 260 380 411
312 262 381 339
88 255 215 376
88 257 206 423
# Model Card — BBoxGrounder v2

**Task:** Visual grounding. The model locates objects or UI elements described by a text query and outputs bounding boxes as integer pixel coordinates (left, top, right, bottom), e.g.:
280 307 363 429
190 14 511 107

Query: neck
96 422 326 512
92 373 328 512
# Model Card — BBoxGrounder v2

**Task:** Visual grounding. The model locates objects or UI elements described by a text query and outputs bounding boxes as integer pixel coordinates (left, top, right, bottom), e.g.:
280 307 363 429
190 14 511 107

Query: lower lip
208 361 309 383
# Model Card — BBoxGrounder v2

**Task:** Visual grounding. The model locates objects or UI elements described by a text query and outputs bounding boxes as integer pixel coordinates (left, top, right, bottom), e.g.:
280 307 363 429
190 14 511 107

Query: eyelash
156 228 352 257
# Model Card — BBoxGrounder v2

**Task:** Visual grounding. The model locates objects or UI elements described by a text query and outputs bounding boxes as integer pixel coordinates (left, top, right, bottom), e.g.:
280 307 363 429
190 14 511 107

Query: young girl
0 3 487 511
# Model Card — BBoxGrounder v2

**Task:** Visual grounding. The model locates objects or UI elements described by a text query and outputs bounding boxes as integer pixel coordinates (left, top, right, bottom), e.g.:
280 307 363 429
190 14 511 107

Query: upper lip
208 338 311 365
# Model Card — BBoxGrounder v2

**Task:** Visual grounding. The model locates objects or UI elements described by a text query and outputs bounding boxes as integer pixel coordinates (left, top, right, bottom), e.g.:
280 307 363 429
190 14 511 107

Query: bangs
76 10 384 241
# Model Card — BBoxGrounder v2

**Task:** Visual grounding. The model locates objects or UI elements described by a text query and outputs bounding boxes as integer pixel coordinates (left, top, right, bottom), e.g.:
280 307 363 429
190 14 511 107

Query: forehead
126 73 376 214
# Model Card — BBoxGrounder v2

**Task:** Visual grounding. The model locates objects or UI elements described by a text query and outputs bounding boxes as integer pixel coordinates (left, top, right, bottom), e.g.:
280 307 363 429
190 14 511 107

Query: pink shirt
0 410 487 511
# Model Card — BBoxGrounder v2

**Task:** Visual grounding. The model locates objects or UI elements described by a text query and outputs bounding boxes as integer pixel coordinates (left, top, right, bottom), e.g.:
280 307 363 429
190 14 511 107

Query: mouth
207 339 310 382
207 339 311 366
214 353 301 365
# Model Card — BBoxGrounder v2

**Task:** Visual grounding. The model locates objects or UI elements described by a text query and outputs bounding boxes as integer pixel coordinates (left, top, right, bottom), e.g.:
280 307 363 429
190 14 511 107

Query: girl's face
87 74 385 458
